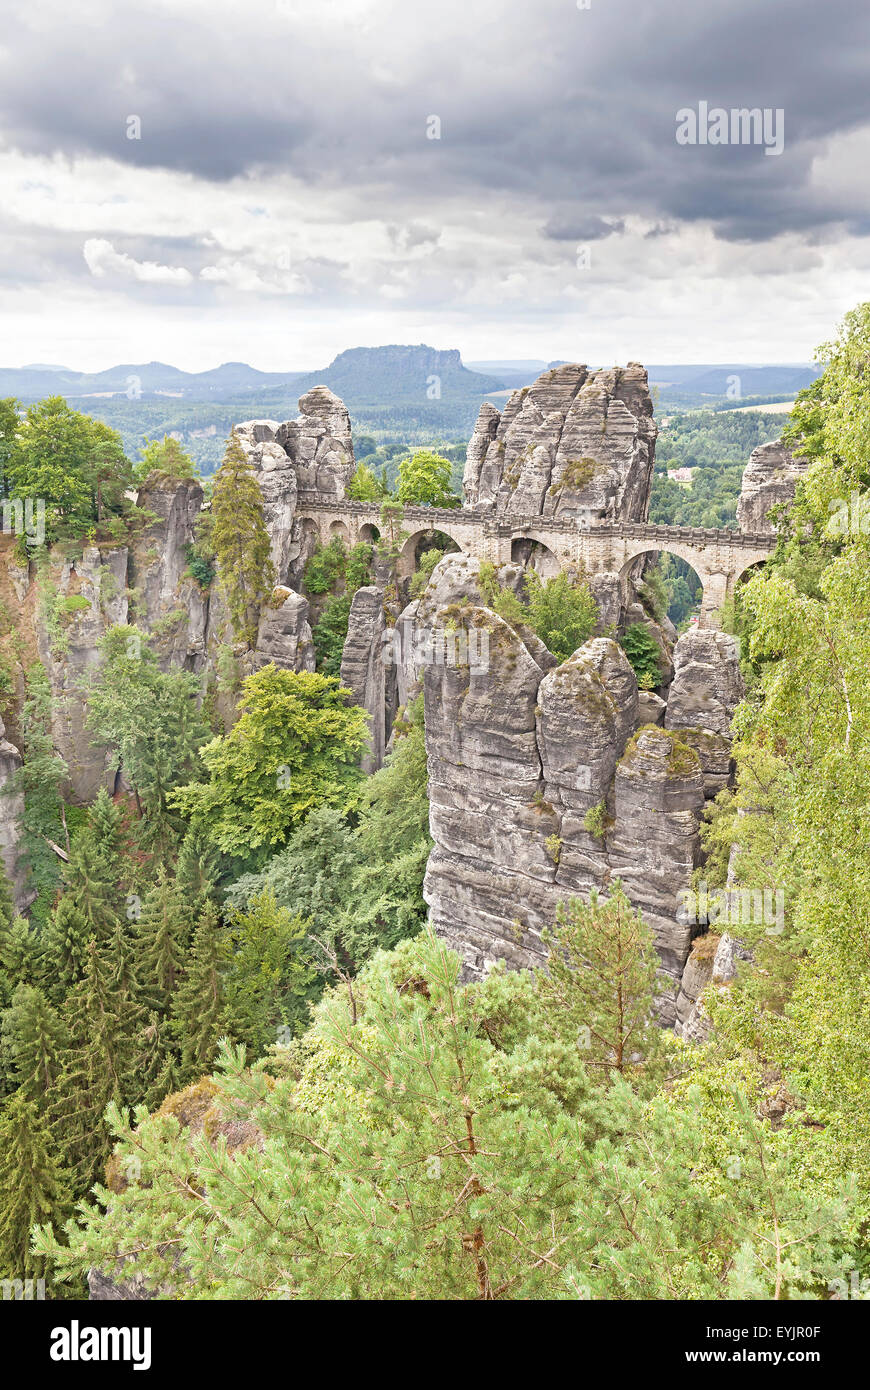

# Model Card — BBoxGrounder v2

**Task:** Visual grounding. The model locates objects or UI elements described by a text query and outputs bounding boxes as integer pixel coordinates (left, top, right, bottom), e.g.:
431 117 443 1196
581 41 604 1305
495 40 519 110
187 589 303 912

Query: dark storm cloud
541 215 625 242
1 0 869 243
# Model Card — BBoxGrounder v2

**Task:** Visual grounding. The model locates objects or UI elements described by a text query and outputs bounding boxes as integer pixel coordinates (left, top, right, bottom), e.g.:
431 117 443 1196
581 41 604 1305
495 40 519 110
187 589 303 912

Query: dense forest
1 304 869 1302
650 409 785 528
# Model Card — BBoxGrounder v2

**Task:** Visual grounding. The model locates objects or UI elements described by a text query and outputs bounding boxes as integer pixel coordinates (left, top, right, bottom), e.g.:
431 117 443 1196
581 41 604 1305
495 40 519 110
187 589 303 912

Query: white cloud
83 237 192 285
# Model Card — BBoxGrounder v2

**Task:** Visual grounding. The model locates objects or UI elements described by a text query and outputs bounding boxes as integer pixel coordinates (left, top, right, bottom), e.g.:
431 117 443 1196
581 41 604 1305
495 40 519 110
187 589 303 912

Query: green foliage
0 1089 69 1285
620 622 662 687
136 435 198 485
309 541 372 676
86 627 209 854
170 902 224 1081
172 666 367 865
3 396 134 544
211 430 274 645
219 890 317 1055
396 449 460 508
346 462 387 501
538 884 663 1086
303 537 347 595
478 563 597 663
9 664 67 926
409 547 444 598
583 801 607 839
523 570 597 662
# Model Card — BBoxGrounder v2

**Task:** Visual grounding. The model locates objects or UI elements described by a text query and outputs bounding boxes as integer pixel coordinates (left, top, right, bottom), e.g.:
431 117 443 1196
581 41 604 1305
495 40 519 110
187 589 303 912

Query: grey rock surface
737 438 808 535
420 558 706 1019
665 630 744 737
0 715 26 911
250 587 316 674
463 361 656 522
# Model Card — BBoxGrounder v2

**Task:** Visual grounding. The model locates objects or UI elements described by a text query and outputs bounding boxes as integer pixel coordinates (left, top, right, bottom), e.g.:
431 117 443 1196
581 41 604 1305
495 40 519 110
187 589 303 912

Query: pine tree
537 882 663 1085
0 1089 69 1284
53 939 146 1191
1 983 67 1100
134 867 190 1014
171 901 225 1080
211 429 274 646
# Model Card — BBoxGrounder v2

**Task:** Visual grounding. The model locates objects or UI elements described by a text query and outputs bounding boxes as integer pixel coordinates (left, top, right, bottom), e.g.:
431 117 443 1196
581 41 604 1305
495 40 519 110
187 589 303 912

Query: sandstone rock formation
419 555 709 1021
463 362 656 521
737 438 808 535
250 588 316 675
129 478 207 672
36 546 129 801
665 630 743 737
340 587 394 773
0 715 26 911
237 386 355 586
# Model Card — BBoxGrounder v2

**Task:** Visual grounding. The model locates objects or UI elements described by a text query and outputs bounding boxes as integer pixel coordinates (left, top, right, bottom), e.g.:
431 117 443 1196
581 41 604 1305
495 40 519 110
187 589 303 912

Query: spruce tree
1 983 67 1100
175 824 219 920
135 867 190 1014
41 895 90 1000
211 429 274 646
53 939 146 1191
86 787 123 872
62 828 120 945
171 900 225 1080
0 1089 69 1284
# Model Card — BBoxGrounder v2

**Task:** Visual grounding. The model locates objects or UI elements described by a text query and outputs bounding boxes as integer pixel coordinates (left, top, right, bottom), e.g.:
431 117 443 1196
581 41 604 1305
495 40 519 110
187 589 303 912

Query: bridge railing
293 490 777 549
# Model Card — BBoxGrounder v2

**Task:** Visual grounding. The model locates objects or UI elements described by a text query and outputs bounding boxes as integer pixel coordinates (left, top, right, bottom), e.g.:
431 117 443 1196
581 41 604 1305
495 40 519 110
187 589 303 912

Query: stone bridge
295 491 777 628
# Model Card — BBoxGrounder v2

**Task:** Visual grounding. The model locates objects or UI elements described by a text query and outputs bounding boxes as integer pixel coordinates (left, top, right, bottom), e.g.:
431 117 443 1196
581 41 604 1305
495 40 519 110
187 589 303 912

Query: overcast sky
1 0 868 371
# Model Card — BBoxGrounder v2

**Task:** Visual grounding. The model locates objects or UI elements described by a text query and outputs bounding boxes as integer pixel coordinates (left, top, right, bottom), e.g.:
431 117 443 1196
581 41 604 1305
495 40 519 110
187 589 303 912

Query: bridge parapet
290 489 776 628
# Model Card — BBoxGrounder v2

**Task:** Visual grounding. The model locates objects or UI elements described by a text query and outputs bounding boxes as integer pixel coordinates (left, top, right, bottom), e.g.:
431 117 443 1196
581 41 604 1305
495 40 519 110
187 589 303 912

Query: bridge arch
618 545 708 629
510 535 560 578
398 524 464 578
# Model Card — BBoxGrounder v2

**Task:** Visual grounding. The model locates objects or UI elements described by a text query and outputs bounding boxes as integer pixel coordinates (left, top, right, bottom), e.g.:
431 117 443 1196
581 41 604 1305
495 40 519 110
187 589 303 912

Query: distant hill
0 360 302 400
289 345 504 404
650 363 819 409
0 349 822 474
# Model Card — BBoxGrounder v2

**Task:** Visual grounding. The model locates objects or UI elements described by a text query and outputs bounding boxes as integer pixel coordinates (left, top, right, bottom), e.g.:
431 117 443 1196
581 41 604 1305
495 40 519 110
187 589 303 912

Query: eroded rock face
129 479 206 672
463 361 656 522
665 630 744 738
340 587 393 773
0 716 26 911
737 438 808 534
237 387 354 587
420 558 707 1018
37 546 130 801
250 588 316 675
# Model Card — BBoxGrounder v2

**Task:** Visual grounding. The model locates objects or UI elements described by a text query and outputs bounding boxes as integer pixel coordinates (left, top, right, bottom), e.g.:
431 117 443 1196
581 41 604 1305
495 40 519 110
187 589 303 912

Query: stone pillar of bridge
698 569 728 629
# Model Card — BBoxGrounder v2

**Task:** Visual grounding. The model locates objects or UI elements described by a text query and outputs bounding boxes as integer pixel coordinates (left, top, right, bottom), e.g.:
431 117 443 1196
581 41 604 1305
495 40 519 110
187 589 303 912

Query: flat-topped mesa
235 385 355 585
737 438 809 535
463 361 657 522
